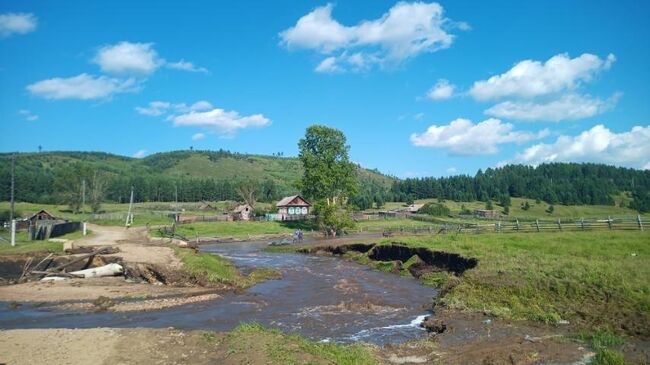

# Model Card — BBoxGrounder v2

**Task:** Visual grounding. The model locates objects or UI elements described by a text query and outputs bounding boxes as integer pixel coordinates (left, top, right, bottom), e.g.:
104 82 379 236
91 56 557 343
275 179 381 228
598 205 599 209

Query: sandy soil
0 224 200 307
75 224 182 268
0 276 212 302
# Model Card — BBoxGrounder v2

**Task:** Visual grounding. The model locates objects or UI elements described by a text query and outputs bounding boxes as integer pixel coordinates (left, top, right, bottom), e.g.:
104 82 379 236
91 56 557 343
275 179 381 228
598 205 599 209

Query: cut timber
69 263 124 278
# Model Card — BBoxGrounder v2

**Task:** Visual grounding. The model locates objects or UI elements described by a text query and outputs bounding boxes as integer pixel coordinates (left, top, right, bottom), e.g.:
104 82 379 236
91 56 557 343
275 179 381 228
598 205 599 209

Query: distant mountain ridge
0 150 395 203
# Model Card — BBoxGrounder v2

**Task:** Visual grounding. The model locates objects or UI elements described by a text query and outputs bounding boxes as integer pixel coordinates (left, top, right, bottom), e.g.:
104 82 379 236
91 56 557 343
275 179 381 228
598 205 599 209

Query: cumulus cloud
427 79 455 100
18 109 38 121
27 73 138 100
410 117 546 155
191 133 205 141
133 149 147 158
166 60 209 73
0 13 37 37
171 108 271 137
280 2 462 72
135 101 171 116
505 124 650 168
135 100 213 116
469 53 615 101
485 93 620 122
93 42 208 76
94 42 162 75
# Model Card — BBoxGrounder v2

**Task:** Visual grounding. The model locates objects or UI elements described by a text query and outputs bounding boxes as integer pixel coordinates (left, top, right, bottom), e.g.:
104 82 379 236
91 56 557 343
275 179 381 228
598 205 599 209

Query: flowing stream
0 241 437 345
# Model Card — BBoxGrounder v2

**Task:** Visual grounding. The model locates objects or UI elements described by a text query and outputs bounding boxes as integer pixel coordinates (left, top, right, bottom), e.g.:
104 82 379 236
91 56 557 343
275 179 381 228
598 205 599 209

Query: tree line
390 163 650 212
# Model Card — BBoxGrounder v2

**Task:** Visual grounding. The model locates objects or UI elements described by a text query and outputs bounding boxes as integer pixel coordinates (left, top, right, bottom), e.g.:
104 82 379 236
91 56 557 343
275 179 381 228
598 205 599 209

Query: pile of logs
21 246 124 282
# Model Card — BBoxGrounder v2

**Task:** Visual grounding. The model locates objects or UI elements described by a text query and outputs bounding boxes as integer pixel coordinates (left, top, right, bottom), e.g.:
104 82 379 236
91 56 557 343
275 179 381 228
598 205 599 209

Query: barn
276 195 311 220
232 204 253 221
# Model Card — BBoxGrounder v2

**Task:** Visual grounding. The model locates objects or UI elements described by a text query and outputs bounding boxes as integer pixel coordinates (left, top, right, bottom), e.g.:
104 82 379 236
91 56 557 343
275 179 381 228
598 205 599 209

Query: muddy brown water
0 241 438 345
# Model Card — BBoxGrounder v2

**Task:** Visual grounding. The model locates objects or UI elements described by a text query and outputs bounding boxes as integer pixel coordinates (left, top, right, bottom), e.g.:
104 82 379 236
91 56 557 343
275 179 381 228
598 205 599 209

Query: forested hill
391 163 650 212
0 150 395 204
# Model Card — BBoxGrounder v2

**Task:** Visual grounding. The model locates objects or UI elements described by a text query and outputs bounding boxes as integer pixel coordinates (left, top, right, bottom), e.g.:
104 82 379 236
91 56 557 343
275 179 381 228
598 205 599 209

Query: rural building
232 204 253 221
276 195 311 220
474 209 500 219
16 209 59 230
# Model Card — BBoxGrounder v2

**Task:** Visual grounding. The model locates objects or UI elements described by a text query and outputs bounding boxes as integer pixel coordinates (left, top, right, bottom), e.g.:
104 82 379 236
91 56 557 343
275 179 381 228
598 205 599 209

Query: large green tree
298 125 358 236
298 125 358 204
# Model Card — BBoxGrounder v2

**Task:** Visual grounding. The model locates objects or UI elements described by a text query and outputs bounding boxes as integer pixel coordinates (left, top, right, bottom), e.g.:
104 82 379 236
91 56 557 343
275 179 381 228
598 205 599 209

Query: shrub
419 202 450 216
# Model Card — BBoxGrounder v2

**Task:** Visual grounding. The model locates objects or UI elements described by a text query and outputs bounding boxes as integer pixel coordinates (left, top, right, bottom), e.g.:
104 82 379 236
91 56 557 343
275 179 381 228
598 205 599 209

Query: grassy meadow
207 323 377 365
377 231 649 336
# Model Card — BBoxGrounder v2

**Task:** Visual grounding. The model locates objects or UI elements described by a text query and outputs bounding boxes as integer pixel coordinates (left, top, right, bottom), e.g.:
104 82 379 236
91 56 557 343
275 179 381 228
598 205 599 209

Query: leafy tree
521 201 530 211
419 202 450 216
504 205 510 215
374 194 385 209
546 205 555 214
313 200 355 237
90 171 107 213
485 199 494 210
298 125 358 205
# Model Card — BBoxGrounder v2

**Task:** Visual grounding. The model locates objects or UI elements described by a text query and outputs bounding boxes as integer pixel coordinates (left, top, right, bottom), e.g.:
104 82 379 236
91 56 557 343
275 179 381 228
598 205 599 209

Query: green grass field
379 231 649 336
212 323 376 365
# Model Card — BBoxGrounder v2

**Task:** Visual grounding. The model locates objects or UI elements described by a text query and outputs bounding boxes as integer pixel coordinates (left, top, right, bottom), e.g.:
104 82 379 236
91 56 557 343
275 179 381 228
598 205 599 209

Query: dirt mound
368 243 478 276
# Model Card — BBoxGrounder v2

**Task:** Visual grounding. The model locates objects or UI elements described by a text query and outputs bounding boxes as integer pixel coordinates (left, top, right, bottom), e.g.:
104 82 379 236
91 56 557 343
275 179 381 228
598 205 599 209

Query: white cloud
644 162 650 171
0 13 37 37
414 112 425 121
485 93 620 122
135 101 171 116
94 42 162 75
190 100 213 111
18 109 38 121
315 56 342 73
171 108 271 137
27 73 138 100
446 167 457 174
506 124 650 168
135 100 213 116
280 2 461 72
166 60 208 73
469 53 615 101
410 117 545 155
133 149 147 158
427 79 455 100
191 133 205 141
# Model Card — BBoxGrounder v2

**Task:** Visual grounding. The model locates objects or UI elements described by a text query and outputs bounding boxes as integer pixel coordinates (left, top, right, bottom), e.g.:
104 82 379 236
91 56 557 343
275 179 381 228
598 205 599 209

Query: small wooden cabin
232 204 253 221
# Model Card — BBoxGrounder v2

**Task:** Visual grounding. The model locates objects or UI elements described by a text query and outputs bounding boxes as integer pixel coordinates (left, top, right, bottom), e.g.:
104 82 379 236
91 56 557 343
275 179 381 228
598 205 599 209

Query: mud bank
299 242 478 278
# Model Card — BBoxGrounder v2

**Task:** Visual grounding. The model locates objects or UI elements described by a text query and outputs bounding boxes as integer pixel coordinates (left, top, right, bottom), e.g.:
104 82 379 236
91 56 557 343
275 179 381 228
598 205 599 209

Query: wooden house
276 195 311 220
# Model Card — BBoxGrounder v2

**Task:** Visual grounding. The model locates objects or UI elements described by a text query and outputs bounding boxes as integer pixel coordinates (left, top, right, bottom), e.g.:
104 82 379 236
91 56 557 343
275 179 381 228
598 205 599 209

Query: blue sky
1 0 649 178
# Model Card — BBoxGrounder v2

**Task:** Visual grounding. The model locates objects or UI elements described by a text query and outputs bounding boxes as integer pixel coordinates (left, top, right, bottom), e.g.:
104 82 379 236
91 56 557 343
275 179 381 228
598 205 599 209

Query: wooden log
69 263 123 278
48 246 113 273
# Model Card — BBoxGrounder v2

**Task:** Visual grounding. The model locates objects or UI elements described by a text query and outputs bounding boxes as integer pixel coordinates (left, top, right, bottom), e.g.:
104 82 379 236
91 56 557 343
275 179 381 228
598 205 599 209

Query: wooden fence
362 215 646 235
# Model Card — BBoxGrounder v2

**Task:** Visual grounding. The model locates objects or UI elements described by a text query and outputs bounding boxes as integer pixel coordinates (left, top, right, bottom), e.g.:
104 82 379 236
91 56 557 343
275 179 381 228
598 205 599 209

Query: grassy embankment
0 229 91 255
203 323 376 365
380 196 644 220
174 247 280 288
327 231 648 363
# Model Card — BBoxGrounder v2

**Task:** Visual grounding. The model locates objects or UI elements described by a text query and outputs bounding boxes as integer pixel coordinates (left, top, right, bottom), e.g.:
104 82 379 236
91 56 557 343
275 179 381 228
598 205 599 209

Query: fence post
83 222 87 236
10 219 16 246
580 218 584 230
515 219 520 232
638 215 644 231
535 219 540 232
557 219 562 231
607 216 612 230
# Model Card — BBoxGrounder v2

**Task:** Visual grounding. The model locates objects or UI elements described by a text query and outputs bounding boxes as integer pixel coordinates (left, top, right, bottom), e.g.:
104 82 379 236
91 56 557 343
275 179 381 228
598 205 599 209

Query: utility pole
10 153 16 246
125 186 134 228
81 179 86 217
